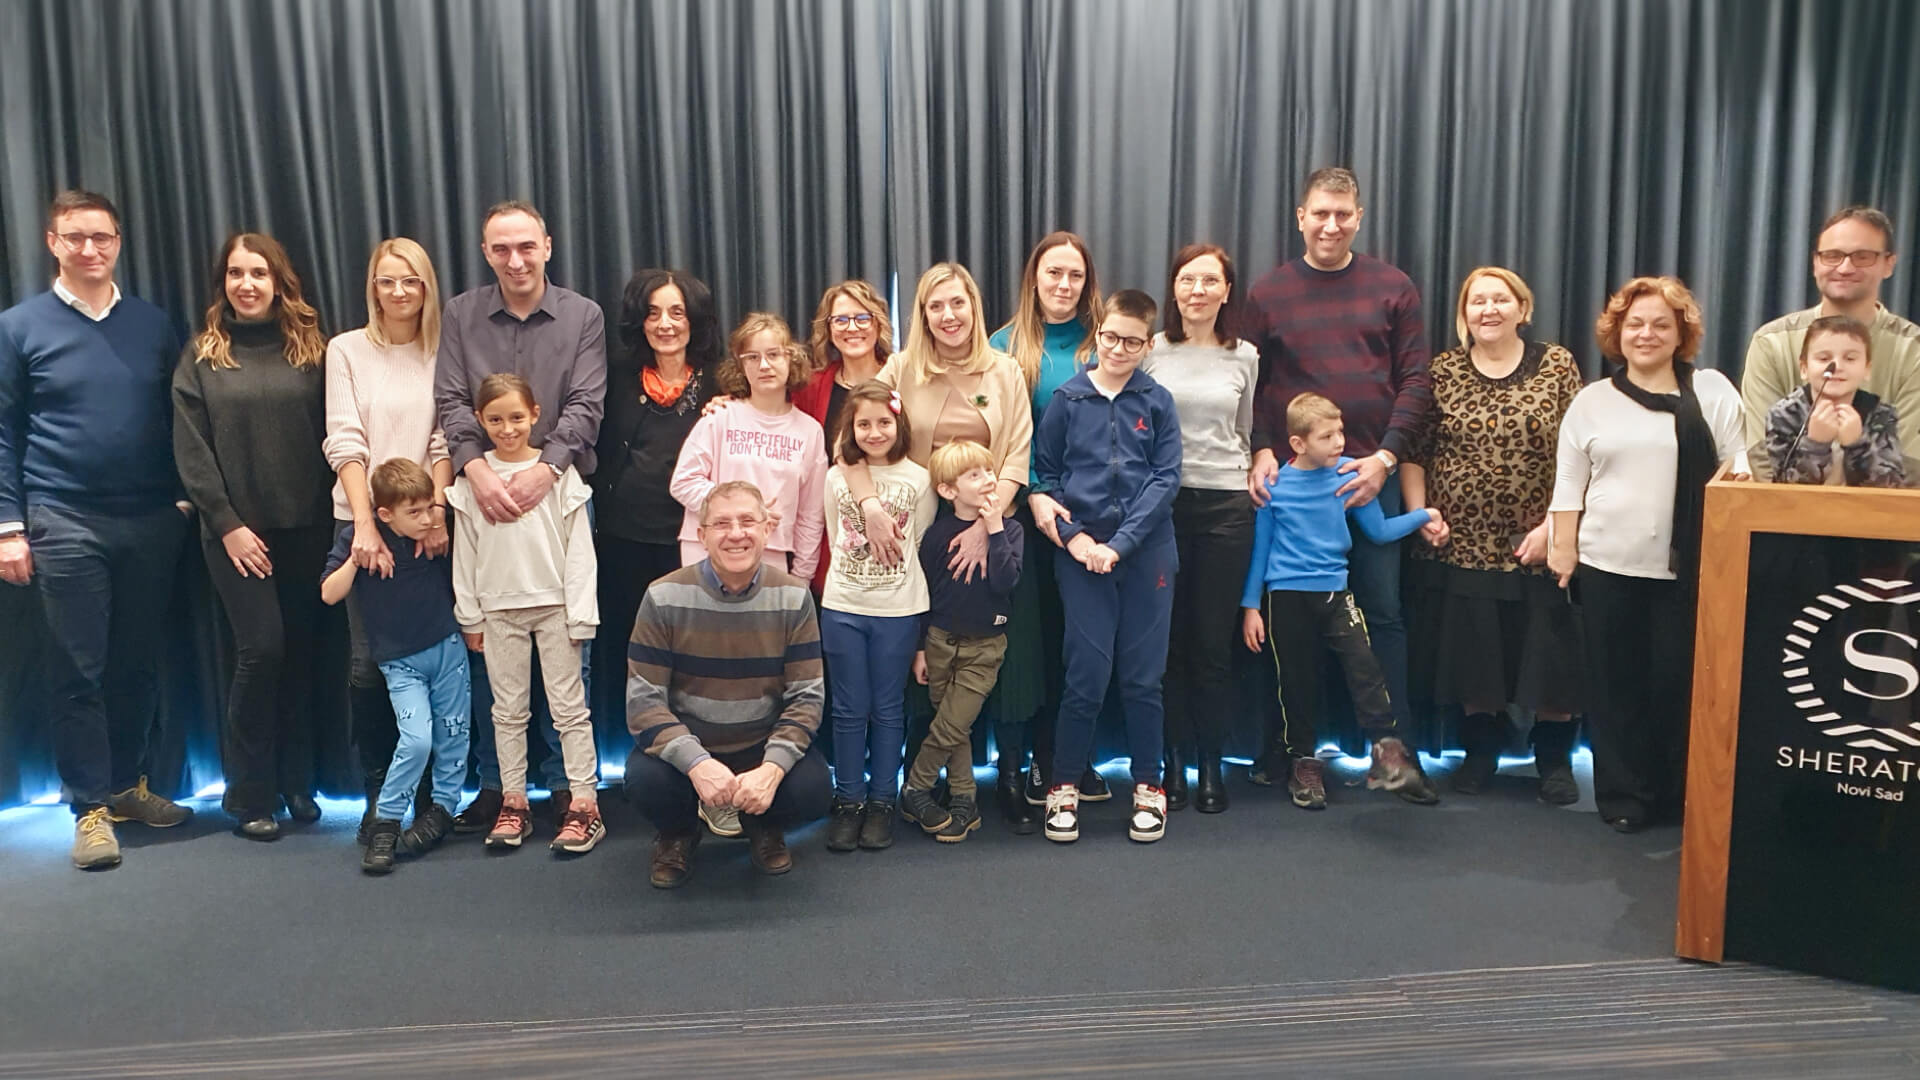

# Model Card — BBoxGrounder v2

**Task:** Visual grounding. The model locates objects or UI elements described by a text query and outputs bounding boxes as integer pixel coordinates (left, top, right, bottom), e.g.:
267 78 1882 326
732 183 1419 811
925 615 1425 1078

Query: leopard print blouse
1405 342 1582 574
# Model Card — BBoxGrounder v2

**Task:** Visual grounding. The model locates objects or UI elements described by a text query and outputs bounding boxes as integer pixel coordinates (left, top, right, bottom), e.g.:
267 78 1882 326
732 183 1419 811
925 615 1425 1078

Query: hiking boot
72 807 122 870
825 797 863 852
649 828 701 888
485 801 533 849
1043 784 1080 843
935 796 981 843
1533 721 1580 806
1370 738 1439 805
1128 784 1168 843
400 804 455 857
699 803 744 839
900 787 952 833
362 819 401 874
858 799 896 850
454 788 503 834
106 776 191 828
742 816 793 875
1289 756 1328 810
550 803 605 855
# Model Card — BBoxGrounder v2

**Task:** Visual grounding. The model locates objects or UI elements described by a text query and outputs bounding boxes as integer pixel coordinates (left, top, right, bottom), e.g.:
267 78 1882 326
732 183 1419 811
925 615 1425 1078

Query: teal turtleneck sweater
989 316 1090 488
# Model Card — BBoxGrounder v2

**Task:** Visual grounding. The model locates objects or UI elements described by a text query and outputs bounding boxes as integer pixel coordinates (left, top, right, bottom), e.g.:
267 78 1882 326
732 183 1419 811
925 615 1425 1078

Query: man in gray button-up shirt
435 199 607 526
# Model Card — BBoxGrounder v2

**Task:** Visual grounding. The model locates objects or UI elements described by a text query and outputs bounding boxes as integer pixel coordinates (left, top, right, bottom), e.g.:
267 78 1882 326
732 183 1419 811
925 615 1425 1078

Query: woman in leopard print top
1401 267 1586 803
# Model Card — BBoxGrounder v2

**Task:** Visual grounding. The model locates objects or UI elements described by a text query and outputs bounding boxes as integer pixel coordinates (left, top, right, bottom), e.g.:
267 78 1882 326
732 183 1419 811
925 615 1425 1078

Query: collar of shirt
485 279 559 323
699 557 762 597
52 278 122 321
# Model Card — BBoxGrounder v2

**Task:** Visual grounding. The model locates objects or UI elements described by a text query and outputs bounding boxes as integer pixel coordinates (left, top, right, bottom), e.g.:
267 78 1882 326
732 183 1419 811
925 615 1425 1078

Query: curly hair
808 280 893 373
1593 276 1704 361
715 312 809 398
192 232 326 370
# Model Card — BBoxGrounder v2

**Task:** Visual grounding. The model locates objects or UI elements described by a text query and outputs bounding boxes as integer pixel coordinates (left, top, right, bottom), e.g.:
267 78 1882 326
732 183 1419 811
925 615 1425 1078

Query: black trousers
202 524 333 817
624 744 831 834
1163 488 1253 752
592 535 682 735
1261 588 1395 759
1576 565 1694 824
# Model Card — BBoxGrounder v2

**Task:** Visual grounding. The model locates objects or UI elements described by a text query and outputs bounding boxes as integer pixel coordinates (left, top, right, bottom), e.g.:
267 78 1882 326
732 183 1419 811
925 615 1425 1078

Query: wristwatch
1373 450 1398 475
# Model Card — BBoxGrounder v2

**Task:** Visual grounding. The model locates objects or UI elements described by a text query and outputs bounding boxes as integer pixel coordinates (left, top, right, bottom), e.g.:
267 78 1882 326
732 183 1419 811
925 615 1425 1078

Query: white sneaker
1043 785 1079 843
699 803 743 838
1129 784 1167 843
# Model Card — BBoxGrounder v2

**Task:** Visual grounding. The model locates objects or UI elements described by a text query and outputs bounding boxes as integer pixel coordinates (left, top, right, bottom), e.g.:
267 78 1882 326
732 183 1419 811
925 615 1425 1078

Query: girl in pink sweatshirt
671 313 827 577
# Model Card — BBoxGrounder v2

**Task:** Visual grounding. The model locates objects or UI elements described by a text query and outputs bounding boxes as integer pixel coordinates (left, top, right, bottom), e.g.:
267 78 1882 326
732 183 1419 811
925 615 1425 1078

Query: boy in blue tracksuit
1032 289 1182 845
1240 392 1442 811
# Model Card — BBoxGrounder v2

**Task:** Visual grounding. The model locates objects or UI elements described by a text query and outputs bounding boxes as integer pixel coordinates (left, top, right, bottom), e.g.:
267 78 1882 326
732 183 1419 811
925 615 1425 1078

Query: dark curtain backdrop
2 0 1918 806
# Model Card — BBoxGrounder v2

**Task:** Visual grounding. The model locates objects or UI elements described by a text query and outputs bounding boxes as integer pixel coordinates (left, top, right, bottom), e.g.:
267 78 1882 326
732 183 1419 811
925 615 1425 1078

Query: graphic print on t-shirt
725 427 808 461
832 478 915 590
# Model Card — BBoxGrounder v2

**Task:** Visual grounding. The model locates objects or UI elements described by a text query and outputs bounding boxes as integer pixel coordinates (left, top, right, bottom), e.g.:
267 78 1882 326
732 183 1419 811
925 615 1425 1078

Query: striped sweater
627 560 824 774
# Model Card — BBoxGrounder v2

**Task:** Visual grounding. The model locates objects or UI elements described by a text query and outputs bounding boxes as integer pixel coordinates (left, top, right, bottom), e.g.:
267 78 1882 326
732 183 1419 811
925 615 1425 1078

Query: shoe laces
78 807 115 845
1133 784 1166 814
1295 757 1325 783
1045 785 1077 814
495 805 530 831
558 807 597 838
118 776 163 806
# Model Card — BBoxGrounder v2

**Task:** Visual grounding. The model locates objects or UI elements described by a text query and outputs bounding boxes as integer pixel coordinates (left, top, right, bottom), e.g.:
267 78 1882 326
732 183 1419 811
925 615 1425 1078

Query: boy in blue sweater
1033 290 1182 844
1241 393 1442 809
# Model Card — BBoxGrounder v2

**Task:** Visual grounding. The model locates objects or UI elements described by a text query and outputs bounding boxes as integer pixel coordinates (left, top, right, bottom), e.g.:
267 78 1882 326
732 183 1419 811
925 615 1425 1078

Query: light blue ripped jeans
375 633 472 821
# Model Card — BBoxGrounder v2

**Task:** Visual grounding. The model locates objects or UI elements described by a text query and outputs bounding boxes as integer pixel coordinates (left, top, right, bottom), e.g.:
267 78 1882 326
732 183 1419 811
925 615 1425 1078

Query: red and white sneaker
551 803 605 855
1128 784 1168 843
485 802 533 849
1043 784 1079 843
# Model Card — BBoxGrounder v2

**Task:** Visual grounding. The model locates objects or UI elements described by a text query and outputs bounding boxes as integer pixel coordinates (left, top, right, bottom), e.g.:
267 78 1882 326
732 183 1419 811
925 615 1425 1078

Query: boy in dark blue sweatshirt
901 439 1023 843
1032 290 1182 845
1241 392 1442 810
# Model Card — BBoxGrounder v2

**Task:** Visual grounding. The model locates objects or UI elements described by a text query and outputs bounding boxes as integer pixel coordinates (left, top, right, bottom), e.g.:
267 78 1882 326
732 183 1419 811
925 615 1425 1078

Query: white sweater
448 453 598 635
820 459 937 618
322 328 448 521
1141 334 1260 491
1549 368 1749 580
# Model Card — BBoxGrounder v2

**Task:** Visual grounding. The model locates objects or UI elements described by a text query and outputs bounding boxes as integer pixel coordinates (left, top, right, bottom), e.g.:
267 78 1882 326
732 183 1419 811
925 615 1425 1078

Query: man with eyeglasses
1242 167 1434 776
624 481 828 888
0 189 195 869
1741 205 1920 480
434 199 608 832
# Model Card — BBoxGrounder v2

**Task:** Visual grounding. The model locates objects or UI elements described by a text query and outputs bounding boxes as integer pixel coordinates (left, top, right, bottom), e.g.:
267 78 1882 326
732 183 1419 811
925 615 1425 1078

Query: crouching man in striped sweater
625 480 830 888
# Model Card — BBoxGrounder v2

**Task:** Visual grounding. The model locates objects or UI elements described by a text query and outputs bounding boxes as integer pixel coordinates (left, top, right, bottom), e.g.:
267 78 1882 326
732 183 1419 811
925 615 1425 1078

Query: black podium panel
1724 533 1920 990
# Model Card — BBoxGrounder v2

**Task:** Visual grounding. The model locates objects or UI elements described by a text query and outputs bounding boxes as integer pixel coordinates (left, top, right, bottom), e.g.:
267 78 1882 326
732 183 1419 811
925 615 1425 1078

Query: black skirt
1409 560 1584 716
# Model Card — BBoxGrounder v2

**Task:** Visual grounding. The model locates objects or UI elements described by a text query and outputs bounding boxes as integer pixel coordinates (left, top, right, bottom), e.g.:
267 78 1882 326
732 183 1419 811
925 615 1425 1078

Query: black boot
358 767 388 846
362 819 401 875
1163 744 1189 811
1451 713 1505 795
998 763 1036 835
1532 720 1580 805
1194 748 1229 813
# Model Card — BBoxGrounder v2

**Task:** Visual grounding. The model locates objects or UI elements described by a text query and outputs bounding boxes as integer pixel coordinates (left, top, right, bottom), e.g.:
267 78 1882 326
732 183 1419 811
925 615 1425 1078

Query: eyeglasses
55 232 120 253
1096 330 1150 355
1175 273 1224 291
1816 249 1890 268
702 515 766 533
737 349 789 366
374 276 427 292
829 313 874 330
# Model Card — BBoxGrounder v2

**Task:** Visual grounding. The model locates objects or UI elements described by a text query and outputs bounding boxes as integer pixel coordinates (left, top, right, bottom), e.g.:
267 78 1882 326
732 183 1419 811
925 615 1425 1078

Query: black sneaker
1077 768 1112 802
825 797 863 852
362 819 401 875
400 804 455 857
858 799 896 850
1288 757 1328 810
453 788 503 834
1248 751 1282 787
900 787 952 833
936 796 981 843
1023 766 1050 807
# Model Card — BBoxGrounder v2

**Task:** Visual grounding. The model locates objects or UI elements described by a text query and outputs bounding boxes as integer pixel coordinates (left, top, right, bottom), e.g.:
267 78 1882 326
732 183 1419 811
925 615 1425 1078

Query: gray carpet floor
0 753 1788 1075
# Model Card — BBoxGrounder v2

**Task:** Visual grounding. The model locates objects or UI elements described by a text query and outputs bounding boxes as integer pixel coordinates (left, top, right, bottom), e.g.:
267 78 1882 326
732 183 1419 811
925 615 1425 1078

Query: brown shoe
741 816 792 875
649 828 701 889
549 788 573 828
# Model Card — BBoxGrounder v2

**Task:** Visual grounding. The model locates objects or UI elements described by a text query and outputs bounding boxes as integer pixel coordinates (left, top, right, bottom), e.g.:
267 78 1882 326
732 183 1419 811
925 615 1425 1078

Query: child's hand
1241 607 1266 652
1419 513 1450 548
1066 532 1096 563
1084 543 1120 574
1835 403 1864 446
463 631 484 652
913 651 928 685
1808 398 1840 444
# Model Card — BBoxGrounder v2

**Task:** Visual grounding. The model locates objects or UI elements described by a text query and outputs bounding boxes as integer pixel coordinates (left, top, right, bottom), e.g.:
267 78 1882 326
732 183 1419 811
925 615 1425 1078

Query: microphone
1783 361 1840 468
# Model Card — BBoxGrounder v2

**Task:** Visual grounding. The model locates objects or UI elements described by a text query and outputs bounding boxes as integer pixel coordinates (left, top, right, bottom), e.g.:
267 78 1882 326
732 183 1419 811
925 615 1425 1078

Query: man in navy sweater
1245 167 1433 750
0 190 193 870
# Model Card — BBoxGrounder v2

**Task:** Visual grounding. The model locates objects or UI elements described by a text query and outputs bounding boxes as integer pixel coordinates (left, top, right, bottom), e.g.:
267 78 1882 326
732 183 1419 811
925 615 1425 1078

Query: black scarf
1609 361 1717 585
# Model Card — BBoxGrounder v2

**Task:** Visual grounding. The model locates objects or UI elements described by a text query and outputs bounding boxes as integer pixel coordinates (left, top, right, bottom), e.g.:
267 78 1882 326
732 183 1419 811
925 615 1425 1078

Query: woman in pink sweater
670 312 827 578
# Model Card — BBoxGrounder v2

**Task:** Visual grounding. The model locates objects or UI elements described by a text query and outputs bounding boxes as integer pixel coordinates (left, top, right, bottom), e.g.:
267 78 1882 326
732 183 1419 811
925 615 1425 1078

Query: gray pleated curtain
2 0 1917 806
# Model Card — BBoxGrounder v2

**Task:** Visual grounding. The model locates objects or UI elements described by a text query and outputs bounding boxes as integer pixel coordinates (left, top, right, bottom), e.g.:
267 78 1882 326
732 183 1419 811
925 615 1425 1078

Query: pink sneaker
551 805 605 854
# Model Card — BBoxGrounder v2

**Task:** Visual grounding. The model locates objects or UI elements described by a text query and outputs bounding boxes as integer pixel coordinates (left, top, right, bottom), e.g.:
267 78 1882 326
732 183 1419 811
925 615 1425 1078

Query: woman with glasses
322 238 453 841
175 232 335 840
790 280 894 591
1140 243 1259 813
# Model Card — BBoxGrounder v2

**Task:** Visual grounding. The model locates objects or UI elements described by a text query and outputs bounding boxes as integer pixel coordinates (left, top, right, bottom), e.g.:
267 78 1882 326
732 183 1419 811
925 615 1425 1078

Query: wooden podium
1677 473 1920 989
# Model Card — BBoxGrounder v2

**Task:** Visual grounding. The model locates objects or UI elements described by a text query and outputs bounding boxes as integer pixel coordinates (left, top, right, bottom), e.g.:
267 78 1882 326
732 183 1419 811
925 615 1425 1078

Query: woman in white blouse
322 238 452 837
1548 276 1747 834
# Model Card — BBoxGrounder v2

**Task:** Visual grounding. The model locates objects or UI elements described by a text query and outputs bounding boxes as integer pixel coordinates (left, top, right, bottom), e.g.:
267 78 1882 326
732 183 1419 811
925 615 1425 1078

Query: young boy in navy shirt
322 458 471 873
1241 393 1442 810
1033 290 1182 844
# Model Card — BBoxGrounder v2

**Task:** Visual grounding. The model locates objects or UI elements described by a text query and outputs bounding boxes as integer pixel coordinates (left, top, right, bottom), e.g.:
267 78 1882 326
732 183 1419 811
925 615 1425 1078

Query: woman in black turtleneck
173 232 335 840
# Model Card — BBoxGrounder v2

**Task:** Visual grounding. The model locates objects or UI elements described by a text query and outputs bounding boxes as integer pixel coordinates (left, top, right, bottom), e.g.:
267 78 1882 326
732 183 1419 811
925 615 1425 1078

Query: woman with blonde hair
1401 266 1584 802
1548 276 1747 833
173 232 335 840
322 237 455 842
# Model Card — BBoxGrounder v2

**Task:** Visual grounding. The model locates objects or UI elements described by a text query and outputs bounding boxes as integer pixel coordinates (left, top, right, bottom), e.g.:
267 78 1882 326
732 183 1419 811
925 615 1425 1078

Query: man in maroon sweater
1244 167 1433 779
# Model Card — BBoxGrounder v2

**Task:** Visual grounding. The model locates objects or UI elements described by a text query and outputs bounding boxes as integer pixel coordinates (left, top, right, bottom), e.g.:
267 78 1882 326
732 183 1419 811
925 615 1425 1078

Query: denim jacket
1032 368 1183 557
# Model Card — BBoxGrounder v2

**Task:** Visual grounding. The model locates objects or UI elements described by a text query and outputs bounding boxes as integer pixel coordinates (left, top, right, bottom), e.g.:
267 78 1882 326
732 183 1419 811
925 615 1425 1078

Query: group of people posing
3 170 1914 886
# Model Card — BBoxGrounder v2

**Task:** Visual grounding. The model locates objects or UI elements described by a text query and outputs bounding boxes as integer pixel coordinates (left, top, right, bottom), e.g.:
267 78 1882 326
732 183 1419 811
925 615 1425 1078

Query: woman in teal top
984 231 1102 831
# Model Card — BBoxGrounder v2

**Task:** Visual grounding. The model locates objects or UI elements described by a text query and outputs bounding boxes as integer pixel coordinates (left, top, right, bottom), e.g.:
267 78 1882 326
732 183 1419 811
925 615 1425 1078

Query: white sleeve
1548 390 1594 513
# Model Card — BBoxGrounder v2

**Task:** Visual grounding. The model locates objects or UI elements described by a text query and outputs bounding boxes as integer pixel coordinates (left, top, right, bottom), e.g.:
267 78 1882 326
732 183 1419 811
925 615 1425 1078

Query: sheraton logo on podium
1773 577 1920 801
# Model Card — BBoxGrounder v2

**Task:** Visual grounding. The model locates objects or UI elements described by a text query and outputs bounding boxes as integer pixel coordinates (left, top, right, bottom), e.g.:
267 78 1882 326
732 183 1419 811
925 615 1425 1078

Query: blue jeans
1346 480 1410 728
469 638 593 792
820 609 918 801
375 634 472 820
1053 534 1178 787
